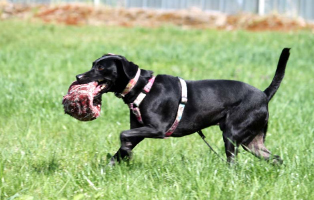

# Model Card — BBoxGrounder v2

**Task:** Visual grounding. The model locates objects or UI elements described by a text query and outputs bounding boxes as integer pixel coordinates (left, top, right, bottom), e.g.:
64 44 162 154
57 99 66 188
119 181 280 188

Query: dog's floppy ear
103 54 139 80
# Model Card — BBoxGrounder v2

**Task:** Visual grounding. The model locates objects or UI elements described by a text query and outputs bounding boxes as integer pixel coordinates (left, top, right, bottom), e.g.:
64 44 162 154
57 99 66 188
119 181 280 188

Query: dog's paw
270 155 283 165
108 157 117 167
106 153 116 167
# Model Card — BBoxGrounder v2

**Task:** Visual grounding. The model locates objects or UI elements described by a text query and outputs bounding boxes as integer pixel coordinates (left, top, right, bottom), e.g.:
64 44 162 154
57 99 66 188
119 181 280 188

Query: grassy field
0 20 314 199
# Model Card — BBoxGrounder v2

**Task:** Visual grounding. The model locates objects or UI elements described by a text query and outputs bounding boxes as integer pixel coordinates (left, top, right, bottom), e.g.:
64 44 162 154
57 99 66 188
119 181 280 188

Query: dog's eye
98 66 105 71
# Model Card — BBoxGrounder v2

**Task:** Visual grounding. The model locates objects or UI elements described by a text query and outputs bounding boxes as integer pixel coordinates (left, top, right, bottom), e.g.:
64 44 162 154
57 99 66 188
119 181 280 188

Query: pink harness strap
116 68 141 98
129 76 156 124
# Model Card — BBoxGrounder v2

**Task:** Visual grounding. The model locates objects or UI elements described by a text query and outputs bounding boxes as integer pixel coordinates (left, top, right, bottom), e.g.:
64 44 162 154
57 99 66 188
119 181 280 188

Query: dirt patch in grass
1 2 313 31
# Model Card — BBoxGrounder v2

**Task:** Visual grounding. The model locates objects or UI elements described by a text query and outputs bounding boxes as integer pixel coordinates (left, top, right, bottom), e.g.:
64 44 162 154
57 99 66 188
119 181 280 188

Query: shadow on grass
32 156 59 175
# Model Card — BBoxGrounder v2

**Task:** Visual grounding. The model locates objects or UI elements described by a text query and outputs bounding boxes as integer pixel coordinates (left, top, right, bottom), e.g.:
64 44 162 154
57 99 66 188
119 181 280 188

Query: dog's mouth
94 79 112 96
90 80 106 105
74 78 113 105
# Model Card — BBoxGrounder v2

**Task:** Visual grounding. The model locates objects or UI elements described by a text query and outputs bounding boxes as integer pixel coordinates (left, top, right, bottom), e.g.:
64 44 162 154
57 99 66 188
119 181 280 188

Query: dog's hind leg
222 131 239 163
242 132 283 165
220 106 268 164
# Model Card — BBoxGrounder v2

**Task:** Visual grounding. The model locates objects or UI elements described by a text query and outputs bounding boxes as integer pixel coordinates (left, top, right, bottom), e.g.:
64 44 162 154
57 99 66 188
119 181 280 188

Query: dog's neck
113 68 154 104
114 68 141 98
122 75 151 104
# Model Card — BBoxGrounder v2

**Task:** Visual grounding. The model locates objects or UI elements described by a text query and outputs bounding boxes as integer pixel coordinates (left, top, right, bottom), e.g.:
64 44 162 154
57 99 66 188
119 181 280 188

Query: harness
117 68 225 160
118 68 187 137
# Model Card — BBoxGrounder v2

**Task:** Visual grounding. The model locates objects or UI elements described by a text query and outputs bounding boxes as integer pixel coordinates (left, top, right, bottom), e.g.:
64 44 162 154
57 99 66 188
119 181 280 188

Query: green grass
0 20 314 199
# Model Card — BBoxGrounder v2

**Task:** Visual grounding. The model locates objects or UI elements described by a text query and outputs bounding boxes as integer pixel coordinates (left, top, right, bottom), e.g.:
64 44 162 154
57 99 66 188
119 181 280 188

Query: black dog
76 48 290 165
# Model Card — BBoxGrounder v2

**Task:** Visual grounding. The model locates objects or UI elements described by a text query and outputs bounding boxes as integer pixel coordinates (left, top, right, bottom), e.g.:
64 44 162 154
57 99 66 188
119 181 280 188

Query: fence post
143 0 147 8
219 0 225 12
258 0 265 15
161 0 165 9
201 0 206 11
94 0 100 6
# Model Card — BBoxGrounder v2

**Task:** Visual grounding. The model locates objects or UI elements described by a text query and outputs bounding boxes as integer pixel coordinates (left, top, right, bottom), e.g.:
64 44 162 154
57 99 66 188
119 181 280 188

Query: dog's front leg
110 127 164 165
110 137 144 165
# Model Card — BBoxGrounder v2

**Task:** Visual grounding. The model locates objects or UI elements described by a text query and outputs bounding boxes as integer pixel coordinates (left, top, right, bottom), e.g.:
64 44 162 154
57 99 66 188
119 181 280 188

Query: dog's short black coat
76 48 290 164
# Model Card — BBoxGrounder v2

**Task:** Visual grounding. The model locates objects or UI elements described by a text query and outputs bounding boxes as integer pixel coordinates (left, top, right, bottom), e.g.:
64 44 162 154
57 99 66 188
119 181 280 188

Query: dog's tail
264 48 290 102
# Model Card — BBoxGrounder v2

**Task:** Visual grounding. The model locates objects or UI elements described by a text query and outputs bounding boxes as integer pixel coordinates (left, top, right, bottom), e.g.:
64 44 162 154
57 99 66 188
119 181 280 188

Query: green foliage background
0 20 313 199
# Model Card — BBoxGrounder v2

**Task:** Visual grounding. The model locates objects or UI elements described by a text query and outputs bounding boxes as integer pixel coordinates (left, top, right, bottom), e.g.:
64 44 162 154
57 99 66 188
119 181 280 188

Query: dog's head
76 54 139 94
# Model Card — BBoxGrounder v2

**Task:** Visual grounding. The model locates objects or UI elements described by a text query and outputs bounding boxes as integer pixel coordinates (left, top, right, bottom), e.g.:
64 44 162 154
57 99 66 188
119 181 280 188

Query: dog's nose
76 74 84 81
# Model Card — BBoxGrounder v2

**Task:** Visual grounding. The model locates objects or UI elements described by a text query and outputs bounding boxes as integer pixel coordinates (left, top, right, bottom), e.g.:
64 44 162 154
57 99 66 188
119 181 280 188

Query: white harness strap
165 78 187 137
